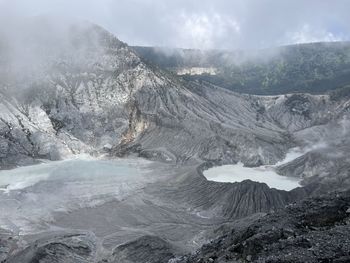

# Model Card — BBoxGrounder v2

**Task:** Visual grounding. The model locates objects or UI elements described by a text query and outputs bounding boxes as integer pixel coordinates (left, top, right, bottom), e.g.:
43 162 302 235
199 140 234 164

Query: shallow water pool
203 162 300 191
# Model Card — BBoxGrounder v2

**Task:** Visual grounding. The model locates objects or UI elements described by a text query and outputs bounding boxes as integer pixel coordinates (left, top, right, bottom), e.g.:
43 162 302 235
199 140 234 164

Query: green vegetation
133 42 350 95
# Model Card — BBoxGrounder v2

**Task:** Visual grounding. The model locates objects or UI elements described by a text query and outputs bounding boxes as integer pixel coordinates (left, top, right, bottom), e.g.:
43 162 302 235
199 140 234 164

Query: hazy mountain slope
277 112 350 193
114 81 290 166
0 20 137 167
1 19 350 181
0 19 290 168
133 42 350 95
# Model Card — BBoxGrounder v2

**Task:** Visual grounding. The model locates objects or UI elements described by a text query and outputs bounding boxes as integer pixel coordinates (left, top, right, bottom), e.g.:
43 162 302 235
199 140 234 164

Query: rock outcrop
175 190 350 263
5 232 97 263
108 236 176 263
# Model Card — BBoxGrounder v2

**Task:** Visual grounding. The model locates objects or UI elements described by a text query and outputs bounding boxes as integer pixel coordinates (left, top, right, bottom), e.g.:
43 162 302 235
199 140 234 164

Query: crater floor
0 156 233 260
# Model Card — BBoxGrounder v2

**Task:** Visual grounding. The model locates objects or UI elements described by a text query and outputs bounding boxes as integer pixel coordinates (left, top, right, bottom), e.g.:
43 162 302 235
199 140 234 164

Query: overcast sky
0 0 349 50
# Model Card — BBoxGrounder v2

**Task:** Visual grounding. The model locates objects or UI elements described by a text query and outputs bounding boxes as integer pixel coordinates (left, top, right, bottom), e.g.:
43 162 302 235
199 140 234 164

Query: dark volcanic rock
284 94 312 119
108 235 176 263
0 229 18 262
174 190 350 263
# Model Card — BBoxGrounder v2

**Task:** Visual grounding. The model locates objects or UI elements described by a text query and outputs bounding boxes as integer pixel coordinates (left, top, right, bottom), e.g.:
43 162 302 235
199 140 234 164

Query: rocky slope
275 94 350 193
152 164 310 220
175 190 350 263
1 19 350 172
107 235 176 263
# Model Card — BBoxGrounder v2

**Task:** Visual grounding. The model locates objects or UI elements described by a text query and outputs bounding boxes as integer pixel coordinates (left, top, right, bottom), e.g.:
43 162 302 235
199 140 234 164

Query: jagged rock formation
175 190 350 263
107 236 176 263
5 232 97 263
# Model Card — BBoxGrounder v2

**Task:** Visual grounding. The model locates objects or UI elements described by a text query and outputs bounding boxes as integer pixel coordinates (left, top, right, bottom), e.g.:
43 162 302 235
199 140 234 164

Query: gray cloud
0 0 349 50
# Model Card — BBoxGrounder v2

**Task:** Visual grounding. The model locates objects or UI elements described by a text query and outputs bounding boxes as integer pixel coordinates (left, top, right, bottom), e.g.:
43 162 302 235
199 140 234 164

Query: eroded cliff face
0 21 140 167
120 100 149 144
276 113 350 193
